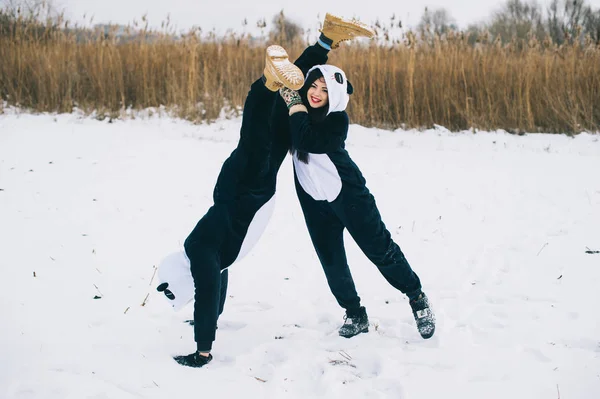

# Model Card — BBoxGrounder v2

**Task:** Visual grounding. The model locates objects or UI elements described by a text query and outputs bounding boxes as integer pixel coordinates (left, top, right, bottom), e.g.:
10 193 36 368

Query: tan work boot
320 13 376 49
263 45 304 92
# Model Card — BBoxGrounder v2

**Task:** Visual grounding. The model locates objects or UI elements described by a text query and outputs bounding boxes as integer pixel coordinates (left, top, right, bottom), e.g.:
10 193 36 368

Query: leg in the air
263 45 305 91
320 13 376 49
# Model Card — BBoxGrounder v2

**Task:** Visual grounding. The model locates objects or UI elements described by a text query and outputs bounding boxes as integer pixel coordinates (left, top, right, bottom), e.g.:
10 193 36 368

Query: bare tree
1 0 60 20
269 10 303 46
0 0 62 38
488 0 546 43
546 0 592 44
464 23 487 45
418 7 457 40
583 8 600 43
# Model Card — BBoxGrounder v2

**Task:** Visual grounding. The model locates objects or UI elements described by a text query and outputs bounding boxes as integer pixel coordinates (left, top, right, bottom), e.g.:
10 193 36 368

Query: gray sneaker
410 293 436 339
338 306 369 338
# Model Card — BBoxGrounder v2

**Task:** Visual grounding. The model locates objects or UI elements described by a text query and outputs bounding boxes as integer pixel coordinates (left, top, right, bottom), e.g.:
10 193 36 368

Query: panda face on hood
305 65 351 115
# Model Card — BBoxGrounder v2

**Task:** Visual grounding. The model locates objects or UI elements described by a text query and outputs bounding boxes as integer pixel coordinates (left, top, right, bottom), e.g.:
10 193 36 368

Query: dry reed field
1 16 599 133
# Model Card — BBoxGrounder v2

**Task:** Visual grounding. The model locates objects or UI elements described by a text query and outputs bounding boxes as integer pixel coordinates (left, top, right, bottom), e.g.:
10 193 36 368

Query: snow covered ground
1 111 599 399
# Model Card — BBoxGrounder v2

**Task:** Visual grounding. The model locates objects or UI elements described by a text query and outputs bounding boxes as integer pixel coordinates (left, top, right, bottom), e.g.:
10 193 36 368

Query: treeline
0 1 599 133
414 0 600 46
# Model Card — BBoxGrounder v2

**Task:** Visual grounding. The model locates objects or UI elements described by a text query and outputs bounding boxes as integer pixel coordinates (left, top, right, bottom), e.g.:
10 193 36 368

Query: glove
279 87 303 109
173 351 213 368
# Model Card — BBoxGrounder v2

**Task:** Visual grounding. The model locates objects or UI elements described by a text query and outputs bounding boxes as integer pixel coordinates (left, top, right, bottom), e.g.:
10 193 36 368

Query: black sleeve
294 43 329 76
289 112 348 154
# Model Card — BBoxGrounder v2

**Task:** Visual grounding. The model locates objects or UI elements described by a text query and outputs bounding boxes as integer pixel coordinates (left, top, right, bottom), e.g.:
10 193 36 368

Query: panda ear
157 282 169 292
347 80 354 95
157 282 176 300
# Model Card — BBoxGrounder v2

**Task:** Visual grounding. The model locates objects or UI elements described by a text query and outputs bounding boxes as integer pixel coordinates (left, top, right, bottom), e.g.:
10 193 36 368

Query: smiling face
307 77 329 109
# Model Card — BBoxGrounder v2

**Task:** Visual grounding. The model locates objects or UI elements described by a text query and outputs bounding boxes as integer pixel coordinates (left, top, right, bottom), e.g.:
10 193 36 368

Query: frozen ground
1 111 599 399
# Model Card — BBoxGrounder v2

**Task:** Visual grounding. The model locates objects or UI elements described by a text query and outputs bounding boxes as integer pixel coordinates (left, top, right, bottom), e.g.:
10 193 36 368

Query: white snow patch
1 113 599 399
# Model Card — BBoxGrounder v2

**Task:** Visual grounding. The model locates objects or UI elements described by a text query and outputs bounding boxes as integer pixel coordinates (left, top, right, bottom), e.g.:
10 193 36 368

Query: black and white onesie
289 65 423 314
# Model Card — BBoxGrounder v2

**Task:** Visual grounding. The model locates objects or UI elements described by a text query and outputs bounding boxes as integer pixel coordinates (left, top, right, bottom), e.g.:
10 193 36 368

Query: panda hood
305 65 352 115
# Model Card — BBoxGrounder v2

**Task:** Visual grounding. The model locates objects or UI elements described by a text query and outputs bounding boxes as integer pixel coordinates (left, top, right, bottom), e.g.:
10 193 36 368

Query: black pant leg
295 178 361 313
332 188 422 298
184 204 230 352
238 79 277 183
213 79 276 203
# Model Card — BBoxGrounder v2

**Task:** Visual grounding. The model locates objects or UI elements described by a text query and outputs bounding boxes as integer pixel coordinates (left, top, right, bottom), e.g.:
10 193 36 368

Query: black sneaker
410 293 436 339
338 306 369 338
173 352 213 368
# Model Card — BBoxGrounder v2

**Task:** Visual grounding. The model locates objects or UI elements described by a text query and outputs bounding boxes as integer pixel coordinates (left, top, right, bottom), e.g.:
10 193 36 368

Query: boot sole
339 326 369 338
265 45 304 90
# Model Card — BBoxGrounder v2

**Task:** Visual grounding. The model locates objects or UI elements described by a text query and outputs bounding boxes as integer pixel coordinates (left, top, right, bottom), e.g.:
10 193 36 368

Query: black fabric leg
184 204 230 352
331 188 422 296
295 178 361 313
237 79 278 186
213 78 277 203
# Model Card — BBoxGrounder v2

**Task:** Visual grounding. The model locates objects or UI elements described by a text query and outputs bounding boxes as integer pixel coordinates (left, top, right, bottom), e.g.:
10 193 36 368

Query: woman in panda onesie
279 67 436 340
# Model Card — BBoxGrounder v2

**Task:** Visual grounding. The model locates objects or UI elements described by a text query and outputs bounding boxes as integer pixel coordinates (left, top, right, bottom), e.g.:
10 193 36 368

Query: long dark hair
291 69 329 164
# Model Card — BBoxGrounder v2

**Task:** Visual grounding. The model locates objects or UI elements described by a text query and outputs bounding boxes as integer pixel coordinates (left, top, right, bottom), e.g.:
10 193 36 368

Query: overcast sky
55 0 600 36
